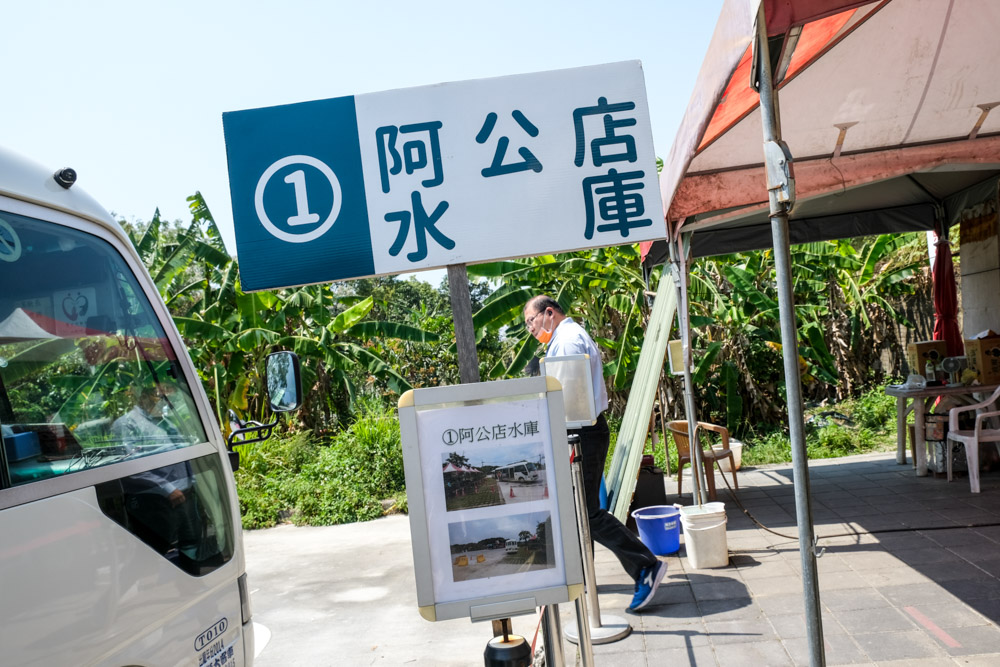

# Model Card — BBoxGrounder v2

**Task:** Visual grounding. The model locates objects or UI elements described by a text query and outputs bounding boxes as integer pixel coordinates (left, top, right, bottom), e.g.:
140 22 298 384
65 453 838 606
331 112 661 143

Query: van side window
95 453 234 576
0 211 208 487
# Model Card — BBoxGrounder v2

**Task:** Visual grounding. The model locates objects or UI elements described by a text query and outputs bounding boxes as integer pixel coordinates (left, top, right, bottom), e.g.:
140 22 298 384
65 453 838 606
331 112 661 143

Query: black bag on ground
626 455 667 533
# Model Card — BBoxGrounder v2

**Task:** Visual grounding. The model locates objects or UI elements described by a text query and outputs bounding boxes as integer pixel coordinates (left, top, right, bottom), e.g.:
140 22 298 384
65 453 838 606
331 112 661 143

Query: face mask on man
535 309 555 344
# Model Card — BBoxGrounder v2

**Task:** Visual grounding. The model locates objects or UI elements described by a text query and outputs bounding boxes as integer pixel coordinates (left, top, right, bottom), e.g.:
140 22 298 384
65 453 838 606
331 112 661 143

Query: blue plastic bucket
631 505 681 555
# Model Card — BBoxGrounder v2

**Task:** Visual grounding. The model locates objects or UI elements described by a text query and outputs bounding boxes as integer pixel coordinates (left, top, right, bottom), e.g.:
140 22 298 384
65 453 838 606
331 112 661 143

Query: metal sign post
447 264 480 384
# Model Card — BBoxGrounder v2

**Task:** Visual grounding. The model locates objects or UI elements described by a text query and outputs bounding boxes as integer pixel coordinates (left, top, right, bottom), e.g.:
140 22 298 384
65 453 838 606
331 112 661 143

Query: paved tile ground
571 451 1000 666
244 450 1000 666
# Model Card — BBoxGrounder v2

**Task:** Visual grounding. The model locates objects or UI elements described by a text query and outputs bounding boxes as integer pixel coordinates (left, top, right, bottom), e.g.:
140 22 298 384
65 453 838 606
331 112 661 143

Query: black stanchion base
484 634 532 667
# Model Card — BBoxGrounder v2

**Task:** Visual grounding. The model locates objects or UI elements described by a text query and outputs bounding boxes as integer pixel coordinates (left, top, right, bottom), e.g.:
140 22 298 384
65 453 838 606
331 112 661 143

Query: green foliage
328 396 405 494
343 274 503 390
850 386 898 431
687 233 927 434
740 385 897 466
233 429 317 529
126 194 440 434
469 244 651 411
233 401 406 529
131 189 932 529
741 429 791 466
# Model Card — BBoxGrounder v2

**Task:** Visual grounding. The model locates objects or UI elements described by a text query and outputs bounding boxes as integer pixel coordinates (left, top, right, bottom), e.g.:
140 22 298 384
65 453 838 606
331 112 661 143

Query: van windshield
0 211 207 486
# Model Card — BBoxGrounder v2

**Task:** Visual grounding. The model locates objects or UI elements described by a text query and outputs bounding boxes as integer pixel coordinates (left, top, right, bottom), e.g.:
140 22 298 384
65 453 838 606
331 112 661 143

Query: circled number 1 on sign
283 170 320 226
254 155 342 244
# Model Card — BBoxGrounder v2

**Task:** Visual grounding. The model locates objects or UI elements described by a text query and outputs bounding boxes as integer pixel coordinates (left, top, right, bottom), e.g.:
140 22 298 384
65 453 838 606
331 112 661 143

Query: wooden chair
666 420 739 501
947 385 1000 493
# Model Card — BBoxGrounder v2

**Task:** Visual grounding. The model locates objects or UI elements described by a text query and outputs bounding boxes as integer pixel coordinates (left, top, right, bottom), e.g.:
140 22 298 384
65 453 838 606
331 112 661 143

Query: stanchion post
571 595 595 667
540 605 566 667
563 435 631 649
572 439 604 627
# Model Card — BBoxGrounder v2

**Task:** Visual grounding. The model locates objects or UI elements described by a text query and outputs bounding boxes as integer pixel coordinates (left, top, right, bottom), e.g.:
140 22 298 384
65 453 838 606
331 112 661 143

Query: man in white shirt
524 295 665 611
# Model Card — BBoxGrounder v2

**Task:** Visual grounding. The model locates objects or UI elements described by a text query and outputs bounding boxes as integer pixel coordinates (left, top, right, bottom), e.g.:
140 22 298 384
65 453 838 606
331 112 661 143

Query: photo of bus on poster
441 442 547 512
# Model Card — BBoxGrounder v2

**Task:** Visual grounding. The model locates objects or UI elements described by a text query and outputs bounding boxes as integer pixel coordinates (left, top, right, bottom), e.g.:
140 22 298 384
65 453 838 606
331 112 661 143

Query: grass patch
445 477 503 511
234 399 406 529
607 385 900 472
742 386 897 466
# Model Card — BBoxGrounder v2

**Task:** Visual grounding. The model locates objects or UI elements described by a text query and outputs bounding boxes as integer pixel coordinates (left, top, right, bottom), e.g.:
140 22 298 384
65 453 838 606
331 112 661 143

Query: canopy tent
643 0 1000 265
0 307 178 363
0 308 103 342
623 2 1000 665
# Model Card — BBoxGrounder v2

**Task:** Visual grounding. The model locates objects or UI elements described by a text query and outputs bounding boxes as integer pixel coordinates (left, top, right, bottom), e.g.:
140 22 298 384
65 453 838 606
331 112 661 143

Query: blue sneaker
628 560 666 611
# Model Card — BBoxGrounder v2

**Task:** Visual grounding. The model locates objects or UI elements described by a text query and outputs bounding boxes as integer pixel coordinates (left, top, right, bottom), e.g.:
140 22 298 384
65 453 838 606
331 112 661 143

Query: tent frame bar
669 226 709 505
754 4 826 666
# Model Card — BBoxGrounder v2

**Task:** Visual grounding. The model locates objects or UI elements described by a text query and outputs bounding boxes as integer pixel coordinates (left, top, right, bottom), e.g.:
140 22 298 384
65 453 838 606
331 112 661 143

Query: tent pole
669 227 708 504
754 4 826 666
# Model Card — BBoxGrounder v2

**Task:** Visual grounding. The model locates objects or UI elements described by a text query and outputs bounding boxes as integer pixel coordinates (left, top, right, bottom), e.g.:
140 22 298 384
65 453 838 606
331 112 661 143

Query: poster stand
398 376 583 625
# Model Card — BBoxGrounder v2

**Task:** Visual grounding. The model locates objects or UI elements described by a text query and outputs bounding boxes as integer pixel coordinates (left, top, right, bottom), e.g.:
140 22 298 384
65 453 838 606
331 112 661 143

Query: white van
0 147 298 666
494 460 540 483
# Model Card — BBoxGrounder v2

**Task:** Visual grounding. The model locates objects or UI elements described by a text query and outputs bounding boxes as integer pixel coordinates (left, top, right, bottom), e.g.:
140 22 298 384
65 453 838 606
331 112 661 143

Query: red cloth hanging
932 234 963 357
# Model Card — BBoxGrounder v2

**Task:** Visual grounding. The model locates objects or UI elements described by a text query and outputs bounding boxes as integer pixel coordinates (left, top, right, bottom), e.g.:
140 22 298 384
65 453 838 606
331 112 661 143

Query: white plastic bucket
679 503 729 568
713 441 743 472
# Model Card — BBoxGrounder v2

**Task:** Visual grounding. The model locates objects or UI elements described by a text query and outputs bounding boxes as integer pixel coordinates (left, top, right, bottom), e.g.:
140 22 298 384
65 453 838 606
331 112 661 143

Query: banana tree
686 233 926 433
128 193 438 436
468 244 651 412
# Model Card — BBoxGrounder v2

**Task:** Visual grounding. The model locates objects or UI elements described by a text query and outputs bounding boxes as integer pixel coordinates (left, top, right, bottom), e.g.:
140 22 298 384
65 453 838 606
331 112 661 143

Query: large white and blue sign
223 61 664 291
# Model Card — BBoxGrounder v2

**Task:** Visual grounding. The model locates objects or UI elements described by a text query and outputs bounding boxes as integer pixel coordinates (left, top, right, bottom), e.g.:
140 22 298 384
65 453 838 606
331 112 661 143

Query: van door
0 205 245 666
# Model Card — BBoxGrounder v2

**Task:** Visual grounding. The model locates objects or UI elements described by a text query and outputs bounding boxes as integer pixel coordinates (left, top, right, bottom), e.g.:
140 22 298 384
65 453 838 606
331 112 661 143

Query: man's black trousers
571 413 657 582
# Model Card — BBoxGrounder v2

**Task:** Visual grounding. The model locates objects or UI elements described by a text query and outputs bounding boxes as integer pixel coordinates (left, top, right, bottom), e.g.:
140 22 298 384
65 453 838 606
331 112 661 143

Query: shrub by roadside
234 400 406 529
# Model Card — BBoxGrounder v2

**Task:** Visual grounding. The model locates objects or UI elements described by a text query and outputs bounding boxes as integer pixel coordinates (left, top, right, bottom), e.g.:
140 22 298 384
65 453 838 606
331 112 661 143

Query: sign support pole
447 264 481 384
449 264 545 656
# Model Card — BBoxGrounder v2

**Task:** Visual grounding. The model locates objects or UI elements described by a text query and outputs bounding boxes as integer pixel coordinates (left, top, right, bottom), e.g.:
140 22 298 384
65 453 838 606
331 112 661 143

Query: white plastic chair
946 385 1000 493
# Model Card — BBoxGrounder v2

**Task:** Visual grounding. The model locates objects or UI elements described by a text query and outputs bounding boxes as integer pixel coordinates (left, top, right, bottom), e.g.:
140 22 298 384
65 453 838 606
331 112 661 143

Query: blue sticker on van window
0 218 21 262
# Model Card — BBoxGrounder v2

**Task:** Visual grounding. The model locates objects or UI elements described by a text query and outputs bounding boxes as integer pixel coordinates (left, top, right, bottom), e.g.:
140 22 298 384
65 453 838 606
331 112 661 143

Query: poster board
539 354 597 429
398 376 583 622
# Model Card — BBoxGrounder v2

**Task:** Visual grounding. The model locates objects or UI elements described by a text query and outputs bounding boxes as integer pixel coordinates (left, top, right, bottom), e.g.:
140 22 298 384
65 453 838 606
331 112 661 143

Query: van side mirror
266 351 302 413
226 352 303 472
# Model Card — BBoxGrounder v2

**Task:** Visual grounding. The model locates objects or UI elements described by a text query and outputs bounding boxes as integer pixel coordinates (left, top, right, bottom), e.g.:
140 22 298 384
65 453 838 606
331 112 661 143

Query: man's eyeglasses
525 309 548 328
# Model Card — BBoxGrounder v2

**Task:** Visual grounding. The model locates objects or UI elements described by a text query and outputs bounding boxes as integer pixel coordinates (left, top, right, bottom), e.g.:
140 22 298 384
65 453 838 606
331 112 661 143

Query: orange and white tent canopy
644 0 1000 262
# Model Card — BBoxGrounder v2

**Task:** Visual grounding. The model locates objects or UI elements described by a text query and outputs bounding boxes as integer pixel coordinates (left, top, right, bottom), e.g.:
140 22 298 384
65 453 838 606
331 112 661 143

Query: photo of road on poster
447 510 555 582
441 442 547 512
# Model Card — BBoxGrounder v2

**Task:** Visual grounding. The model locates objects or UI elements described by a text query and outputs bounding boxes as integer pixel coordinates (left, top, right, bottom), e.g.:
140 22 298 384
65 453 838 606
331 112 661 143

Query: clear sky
444 442 543 469
449 510 551 544
3 1 723 262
